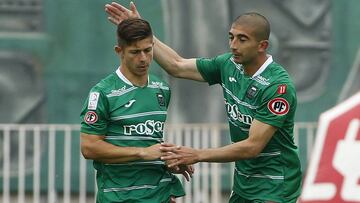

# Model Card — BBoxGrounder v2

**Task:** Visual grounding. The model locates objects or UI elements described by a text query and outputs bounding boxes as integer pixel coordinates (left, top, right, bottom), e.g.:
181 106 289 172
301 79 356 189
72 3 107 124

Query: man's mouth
232 53 241 57
232 54 241 59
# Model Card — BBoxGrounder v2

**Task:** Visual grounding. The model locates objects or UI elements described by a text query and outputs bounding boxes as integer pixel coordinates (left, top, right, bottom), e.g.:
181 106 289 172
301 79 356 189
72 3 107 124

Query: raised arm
153 37 204 81
81 133 161 164
105 2 205 81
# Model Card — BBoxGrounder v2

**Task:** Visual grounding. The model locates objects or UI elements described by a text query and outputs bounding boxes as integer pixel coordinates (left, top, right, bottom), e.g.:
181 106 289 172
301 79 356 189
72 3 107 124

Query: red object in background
300 91 360 203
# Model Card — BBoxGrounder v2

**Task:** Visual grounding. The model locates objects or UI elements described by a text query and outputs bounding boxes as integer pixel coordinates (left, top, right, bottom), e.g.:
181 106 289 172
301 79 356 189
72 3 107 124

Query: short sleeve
80 89 109 135
255 83 296 128
196 53 232 85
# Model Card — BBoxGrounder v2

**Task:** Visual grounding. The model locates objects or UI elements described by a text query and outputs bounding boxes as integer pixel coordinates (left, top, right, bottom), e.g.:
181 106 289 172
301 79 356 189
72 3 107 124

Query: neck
120 66 148 87
243 54 268 76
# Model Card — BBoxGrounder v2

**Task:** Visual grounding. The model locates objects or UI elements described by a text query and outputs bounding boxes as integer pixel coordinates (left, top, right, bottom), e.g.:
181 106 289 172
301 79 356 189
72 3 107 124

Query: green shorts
228 192 297 203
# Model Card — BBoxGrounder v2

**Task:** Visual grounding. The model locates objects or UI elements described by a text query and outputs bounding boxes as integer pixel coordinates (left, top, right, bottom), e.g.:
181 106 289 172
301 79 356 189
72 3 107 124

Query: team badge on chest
246 85 259 99
156 93 165 107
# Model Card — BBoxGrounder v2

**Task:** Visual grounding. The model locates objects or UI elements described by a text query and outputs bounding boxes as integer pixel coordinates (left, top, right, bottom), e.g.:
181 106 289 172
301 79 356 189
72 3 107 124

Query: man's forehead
126 38 153 49
229 24 256 37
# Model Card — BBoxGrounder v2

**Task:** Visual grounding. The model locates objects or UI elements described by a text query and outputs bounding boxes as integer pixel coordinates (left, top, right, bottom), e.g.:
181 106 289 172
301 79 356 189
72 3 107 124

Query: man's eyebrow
128 45 153 51
228 32 249 39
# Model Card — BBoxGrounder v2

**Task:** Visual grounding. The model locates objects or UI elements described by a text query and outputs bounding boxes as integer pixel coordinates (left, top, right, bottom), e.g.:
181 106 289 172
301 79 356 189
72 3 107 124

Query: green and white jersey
197 53 301 202
80 68 184 203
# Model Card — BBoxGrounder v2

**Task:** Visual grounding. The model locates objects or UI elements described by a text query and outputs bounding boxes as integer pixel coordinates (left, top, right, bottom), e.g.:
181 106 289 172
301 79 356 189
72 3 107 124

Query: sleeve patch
88 92 100 110
84 111 98 124
267 98 289 115
277 84 287 94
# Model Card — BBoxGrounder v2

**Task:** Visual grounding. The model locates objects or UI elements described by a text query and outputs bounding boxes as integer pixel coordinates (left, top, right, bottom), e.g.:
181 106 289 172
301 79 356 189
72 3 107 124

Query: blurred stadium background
0 0 359 202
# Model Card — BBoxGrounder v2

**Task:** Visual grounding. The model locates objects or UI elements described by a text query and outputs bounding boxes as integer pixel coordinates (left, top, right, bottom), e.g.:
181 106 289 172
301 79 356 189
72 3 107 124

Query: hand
170 196 176 203
167 162 194 181
160 143 200 167
105 1 141 25
140 143 161 161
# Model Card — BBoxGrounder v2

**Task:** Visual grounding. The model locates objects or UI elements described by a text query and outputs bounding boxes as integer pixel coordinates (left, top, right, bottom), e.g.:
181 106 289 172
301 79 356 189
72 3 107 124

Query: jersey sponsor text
225 100 253 125
124 120 165 135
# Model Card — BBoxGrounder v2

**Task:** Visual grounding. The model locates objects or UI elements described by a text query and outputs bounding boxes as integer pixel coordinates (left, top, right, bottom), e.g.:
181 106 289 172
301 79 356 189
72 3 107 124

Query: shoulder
89 72 119 95
197 52 233 64
258 62 297 101
148 74 170 91
266 62 295 88
215 52 233 61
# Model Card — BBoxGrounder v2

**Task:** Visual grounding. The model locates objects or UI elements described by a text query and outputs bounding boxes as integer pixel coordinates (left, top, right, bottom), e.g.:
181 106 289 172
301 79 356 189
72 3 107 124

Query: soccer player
105 2 302 203
80 18 191 203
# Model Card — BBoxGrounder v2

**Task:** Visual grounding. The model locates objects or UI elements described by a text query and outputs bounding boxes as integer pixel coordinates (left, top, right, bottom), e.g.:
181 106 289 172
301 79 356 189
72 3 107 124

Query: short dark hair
233 12 270 41
117 18 153 46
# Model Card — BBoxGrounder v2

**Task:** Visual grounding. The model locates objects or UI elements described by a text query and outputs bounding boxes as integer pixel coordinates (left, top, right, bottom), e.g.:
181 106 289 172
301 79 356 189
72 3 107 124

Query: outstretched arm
105 2 205 82
160 119 277 167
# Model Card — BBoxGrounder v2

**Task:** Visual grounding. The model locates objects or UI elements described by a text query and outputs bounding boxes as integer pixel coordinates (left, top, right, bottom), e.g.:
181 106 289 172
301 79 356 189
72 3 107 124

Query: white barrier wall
0 123 316 203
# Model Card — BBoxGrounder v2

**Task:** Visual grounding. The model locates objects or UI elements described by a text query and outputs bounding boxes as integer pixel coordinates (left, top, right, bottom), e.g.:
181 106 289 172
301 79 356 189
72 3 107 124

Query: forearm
198 141 259 163
81 138 143 163
153 36 183 77
199 120 277 163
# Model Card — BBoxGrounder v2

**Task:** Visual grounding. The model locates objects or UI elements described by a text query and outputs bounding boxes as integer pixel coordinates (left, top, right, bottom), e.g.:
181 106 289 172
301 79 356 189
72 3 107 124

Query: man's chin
136 70 149 76
233 58 242 64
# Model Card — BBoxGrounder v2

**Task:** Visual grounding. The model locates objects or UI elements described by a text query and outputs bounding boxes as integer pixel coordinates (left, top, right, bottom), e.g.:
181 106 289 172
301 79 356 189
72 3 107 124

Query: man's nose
230 39 237 50
139 51 147 60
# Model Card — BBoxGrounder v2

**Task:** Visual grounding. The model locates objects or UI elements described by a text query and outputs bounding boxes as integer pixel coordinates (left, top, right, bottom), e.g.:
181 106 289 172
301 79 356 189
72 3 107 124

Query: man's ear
114 45 122 54
258 40 269 53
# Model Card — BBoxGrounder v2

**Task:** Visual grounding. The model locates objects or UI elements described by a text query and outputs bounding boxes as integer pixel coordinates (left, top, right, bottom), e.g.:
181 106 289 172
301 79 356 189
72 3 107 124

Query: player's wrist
197 149 206 162
137 147 147 160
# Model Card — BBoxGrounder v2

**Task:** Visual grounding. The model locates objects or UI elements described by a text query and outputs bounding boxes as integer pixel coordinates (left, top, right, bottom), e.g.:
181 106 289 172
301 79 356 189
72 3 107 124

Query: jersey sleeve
254 83 296 128
196 54 229 85
80 88 109 135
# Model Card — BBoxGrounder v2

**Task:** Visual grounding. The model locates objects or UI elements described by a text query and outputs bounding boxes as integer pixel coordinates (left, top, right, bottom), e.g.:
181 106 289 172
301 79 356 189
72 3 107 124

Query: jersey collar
116 67 150 87
251 54 273 79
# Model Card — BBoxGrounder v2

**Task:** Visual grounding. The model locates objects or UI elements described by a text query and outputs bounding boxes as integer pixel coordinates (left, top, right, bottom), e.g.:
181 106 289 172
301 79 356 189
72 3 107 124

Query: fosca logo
300 91 360 203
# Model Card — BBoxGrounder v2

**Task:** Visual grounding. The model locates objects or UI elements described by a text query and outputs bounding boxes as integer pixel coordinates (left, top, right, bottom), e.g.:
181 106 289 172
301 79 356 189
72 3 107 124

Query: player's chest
224 76 262 107
107 88 168 119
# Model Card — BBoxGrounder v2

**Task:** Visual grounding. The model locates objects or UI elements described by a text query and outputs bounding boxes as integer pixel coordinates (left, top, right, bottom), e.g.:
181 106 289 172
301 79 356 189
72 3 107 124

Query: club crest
157 93 165 107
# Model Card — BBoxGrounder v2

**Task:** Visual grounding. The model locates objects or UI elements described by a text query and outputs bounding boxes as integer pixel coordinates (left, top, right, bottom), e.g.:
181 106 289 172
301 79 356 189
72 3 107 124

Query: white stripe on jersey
105 136 164 142
104 160 165 166
257 151 281 157
148 84 170 90
235 167 284 180
222 84 259 109
110 111 167 121
106 86 138 97
103 178 173 192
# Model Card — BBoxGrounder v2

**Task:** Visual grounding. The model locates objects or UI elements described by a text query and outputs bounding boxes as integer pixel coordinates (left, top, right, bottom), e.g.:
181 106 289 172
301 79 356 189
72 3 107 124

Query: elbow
166 59 184 78
81 143 95 160
245 147 263 159
170 70 182 78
